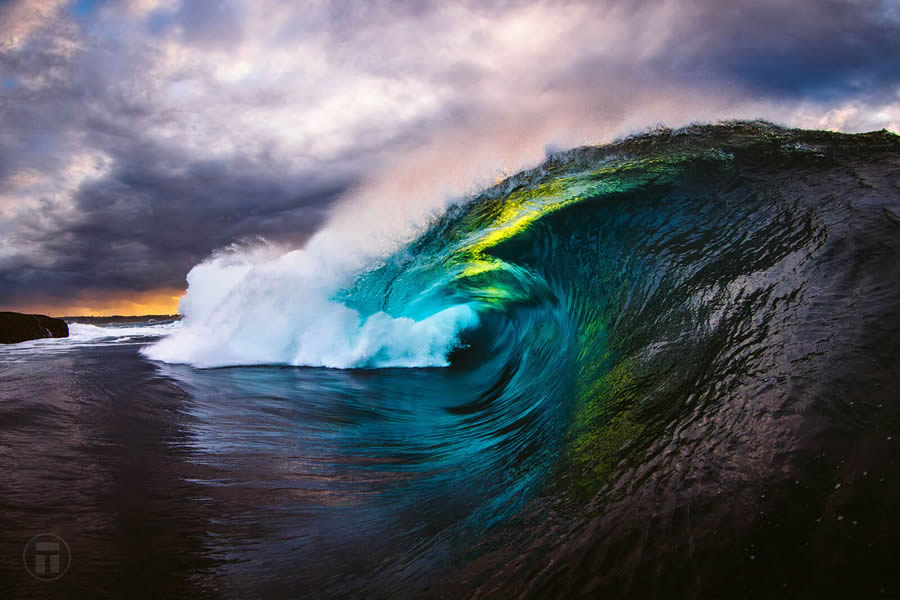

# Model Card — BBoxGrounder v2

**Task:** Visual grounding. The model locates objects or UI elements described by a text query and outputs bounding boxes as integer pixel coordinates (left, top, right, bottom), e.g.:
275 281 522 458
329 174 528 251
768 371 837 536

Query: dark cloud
1 0 898 312
2 146 353 303
660 0 900 101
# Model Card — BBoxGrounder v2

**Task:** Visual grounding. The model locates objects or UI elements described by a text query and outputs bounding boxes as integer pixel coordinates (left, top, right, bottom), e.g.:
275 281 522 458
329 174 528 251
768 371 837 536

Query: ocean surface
2 122 899 599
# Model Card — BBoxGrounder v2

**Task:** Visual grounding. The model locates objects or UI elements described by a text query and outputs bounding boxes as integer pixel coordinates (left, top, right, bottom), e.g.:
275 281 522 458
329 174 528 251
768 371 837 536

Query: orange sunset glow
8 288 184 318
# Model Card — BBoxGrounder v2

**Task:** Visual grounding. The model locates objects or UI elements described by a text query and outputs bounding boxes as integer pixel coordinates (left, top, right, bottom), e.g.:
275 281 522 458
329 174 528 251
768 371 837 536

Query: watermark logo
23 534 71 581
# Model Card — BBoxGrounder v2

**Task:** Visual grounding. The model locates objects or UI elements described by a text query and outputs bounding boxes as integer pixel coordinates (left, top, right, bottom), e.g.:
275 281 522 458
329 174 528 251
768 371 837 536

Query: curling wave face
131 122 900 597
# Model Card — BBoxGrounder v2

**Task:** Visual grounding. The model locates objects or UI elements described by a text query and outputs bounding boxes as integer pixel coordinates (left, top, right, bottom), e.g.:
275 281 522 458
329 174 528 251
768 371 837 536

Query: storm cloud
1 0 898 313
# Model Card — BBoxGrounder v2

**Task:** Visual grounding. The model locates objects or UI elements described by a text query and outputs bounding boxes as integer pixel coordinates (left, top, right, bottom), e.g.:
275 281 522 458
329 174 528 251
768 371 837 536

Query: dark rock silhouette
0 311 69 344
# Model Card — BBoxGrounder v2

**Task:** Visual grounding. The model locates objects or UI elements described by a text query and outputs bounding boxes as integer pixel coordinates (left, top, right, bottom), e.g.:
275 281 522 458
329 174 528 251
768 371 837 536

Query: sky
1 0 898 316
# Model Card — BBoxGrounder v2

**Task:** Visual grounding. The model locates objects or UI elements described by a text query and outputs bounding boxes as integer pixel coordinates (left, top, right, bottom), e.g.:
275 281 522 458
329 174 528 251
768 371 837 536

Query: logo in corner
23 534 71 581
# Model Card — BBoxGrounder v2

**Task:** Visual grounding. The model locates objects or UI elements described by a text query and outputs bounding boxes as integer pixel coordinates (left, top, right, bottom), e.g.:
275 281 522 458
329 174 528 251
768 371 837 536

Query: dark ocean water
2 122 899 599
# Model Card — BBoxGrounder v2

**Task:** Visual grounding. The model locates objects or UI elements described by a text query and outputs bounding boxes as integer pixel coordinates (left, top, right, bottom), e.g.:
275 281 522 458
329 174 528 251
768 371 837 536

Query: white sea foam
141 235 478 369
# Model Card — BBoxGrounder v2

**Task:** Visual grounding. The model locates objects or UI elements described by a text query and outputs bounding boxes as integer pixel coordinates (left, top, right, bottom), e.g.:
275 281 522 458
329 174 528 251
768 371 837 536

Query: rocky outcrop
0 312 69 344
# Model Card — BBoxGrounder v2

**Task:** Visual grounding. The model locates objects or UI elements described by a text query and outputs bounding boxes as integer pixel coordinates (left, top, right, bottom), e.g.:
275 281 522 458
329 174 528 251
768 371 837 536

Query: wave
129 121 900 595
139 120 900 501
145 122 898 385
138 118 900 453
138 119 900 503
144 122 900 381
